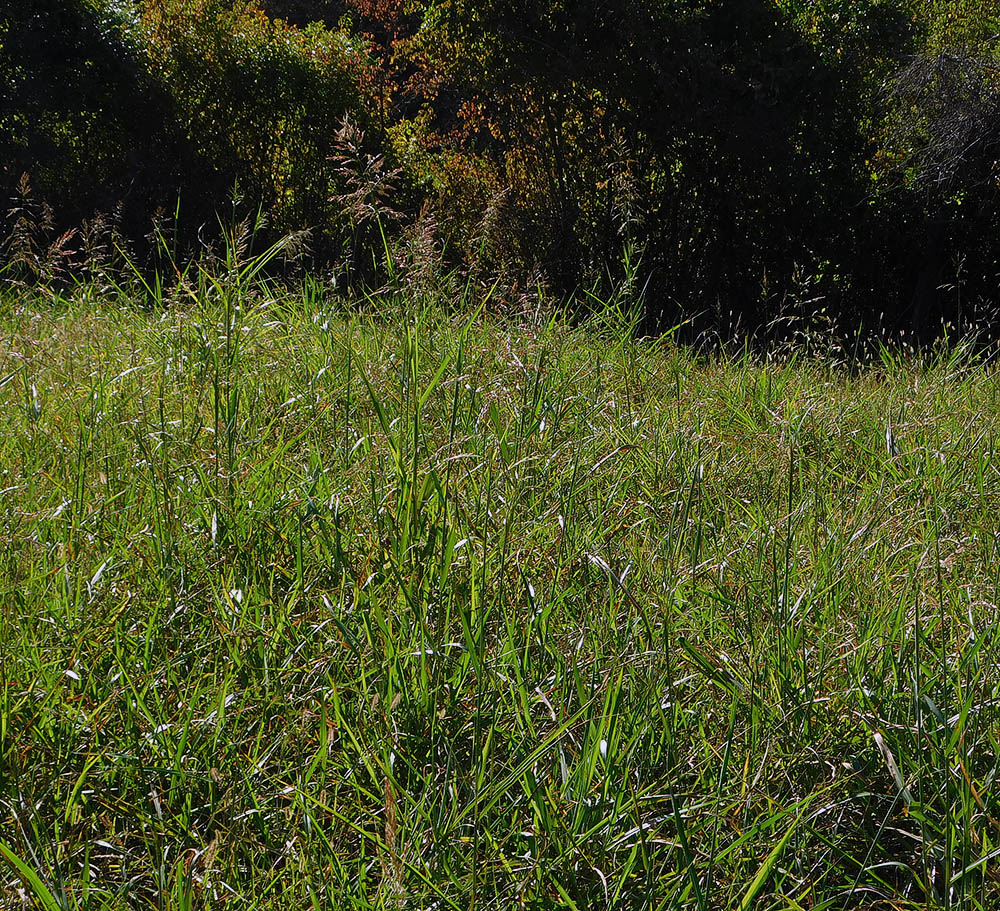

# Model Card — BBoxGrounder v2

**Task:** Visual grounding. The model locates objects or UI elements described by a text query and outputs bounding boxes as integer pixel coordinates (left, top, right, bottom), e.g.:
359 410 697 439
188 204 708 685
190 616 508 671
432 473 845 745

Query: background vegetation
5 0 1000 338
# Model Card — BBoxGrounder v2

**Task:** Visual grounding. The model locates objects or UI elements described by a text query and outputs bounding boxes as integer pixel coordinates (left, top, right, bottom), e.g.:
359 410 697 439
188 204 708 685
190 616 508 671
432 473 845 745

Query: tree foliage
4 0 1000 336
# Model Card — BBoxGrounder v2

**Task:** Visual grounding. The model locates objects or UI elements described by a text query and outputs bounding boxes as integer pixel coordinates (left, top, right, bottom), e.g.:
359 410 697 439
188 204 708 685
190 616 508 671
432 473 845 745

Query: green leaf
739 797 812 911
0 841 62 911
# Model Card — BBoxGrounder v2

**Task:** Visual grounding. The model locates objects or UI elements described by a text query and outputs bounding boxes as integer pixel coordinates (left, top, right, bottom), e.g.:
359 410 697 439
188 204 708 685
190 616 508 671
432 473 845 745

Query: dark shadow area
0 0 198 241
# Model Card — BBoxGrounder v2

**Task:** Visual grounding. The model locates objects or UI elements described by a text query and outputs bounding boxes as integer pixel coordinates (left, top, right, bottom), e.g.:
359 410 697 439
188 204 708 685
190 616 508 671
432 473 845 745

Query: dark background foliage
0 0 185 234
4 0 1000 339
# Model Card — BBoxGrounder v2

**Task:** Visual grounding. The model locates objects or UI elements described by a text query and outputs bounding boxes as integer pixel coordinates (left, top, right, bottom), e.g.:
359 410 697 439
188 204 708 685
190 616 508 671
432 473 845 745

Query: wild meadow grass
2 271 1000 909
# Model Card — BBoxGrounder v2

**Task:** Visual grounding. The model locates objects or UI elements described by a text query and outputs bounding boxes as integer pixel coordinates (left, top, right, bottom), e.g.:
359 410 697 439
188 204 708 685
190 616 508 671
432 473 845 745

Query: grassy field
2 271 1000 909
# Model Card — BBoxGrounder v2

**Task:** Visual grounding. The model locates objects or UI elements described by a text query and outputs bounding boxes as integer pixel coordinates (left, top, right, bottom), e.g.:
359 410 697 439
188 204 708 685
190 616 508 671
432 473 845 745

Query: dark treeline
3 0 1000 338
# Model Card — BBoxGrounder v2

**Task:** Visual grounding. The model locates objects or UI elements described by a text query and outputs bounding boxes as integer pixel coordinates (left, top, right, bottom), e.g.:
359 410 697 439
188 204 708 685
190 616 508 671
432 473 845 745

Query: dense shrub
2 0 376 272
138 0 373 244
0 0 183 237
